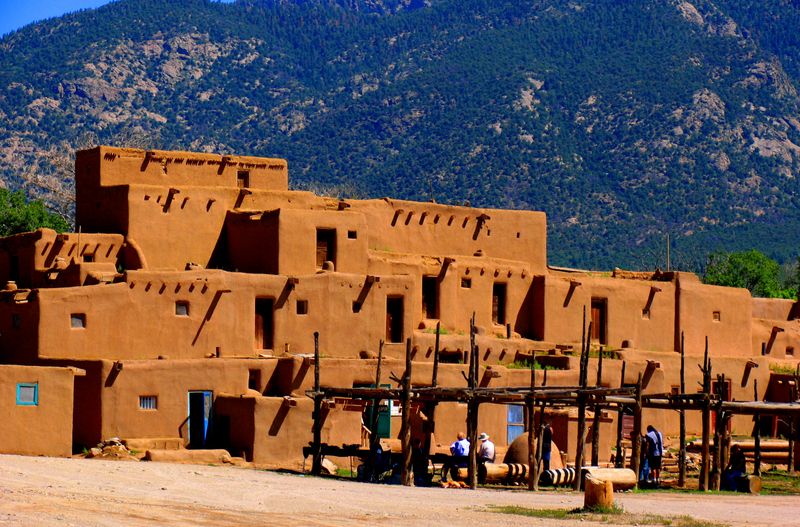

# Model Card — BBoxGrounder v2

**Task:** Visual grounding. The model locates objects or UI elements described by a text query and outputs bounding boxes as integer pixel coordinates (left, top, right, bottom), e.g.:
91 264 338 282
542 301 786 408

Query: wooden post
789 377 797 475
630 372 643 489
573 320 591 491
753 379 761 477
535 400 546 491
699 339 711 491
311 331 323 476
615 361 626 468
711 373 724 491
422 324 441 474
467 314 479 489
678 331 687 487
527 351 537 490
591 346 604 467
400 338 413 486
370 340 385 454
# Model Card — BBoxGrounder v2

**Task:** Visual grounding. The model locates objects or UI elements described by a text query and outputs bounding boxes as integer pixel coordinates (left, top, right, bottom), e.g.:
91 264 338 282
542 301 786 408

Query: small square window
83 253 94 263
16 383 38 406
352 301 362 313
347 230 357 239
11 314 21 329
70 313 86 329
712 311 721 322
642 308 651 320
787 346 795 357
175 301 189 316
461 277 472 288
139 395 157 410
297 300 309 315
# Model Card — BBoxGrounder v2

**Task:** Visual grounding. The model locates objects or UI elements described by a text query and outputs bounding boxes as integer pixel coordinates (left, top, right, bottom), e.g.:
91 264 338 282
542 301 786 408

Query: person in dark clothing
722 445 747 491
645 425 663 485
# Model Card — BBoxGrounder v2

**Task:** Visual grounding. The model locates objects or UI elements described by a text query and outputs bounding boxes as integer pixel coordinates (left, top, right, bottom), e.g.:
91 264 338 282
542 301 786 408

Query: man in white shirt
477 432 495 484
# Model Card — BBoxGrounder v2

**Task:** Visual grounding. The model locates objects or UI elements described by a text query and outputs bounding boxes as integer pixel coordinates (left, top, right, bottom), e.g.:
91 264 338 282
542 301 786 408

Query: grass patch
487 505 728 527
423 327 450 335
336 468 355 478
769 363 799 375
760 469 800 495
506 359 560 370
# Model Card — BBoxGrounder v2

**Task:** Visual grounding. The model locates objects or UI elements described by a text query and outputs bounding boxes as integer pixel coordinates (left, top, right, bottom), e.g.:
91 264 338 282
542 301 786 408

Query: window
713 311 721 322
16 383 38 406
175 301 189 316
787 346 795 357
352 301 362 313
347 230 358 239
461 277 472 288
139 395 157 410
507 405 525 444
70 313 86 329
297 300 309 315
642 308 651 320
255 298 274 350
237 170 250 188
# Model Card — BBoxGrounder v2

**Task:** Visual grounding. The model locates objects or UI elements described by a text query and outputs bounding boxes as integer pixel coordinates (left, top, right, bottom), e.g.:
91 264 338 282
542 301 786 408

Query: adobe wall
348 199 547 273
94 358 286 444
0 365 78 457
541 273 677 352
751 318 800 360
677 277 754 358
0 229 123 289
76 147 288 194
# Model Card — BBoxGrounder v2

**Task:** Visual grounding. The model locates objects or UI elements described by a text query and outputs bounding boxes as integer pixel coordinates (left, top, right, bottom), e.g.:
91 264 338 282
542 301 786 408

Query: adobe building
0 145 797 470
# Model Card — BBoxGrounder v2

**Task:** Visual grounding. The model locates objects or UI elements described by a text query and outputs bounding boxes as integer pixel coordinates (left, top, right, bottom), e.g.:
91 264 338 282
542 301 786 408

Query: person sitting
441 432 470 482
477 432 495 484
722 445 748 491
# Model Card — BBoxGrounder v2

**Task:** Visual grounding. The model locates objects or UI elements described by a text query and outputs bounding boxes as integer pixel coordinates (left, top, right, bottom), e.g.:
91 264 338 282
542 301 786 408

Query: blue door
188 390 213 448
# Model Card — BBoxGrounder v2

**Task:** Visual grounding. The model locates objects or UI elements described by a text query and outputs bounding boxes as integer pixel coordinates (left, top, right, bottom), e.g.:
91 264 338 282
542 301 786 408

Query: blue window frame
16 382 38 406
507 404 525 444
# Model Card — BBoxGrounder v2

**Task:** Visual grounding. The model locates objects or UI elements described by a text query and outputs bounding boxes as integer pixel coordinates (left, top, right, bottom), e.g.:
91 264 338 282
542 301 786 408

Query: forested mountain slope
2 0 800 269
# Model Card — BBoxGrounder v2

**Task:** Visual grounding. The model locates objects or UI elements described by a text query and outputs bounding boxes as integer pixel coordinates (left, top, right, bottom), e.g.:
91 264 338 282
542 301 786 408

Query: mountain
2 0 800 270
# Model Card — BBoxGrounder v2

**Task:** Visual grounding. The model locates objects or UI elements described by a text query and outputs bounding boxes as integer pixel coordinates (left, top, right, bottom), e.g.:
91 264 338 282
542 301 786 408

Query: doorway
492 283 507 325
316 228 336 270
255 298 274 351
187 390 213 449
386 296 404 343
591 298 607 344
422 276 438 319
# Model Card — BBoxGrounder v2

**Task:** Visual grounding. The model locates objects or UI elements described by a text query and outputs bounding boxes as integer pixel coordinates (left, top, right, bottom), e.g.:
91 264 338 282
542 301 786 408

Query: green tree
703 250 797 299
0 189 70 237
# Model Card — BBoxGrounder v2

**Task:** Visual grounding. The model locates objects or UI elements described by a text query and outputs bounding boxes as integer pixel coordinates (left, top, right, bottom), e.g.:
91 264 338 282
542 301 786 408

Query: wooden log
630 373 643 487
369 339 384 455
573 319 591 491
700 341 711 491
583 467 638 491
678 331 687 487
584 474 614 510
311 331 323 476
754 379 761 477
460 462 529 483
527 351 537 491
400 338 413 486
615 361 626 468
467 313 478 489
591 346 604 467
743 475 762 494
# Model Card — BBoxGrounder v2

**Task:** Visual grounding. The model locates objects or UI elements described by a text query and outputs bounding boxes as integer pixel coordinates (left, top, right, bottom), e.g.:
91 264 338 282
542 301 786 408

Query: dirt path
0 455 798 527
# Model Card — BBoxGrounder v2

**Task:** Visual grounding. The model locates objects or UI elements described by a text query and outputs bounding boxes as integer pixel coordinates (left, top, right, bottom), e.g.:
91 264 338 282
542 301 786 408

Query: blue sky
0 0 112 36
0 0 234 37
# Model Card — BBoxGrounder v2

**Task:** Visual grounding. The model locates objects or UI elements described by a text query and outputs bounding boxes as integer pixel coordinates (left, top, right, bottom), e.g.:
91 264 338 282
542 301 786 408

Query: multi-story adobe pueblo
0 146 798 469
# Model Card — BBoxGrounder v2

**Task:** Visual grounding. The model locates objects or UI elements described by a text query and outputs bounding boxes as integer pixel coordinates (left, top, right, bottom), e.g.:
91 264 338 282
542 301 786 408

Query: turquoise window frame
16 382 38 406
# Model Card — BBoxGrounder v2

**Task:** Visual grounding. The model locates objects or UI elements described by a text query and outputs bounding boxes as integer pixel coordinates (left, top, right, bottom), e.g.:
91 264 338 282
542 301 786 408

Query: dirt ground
0 455 799 527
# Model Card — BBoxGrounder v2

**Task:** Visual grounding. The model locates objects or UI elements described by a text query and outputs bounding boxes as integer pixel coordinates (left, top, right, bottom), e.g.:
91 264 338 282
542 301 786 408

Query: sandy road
0 455 798 527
